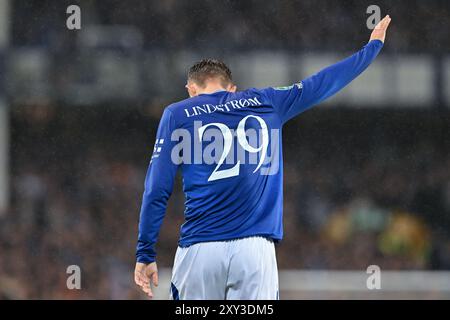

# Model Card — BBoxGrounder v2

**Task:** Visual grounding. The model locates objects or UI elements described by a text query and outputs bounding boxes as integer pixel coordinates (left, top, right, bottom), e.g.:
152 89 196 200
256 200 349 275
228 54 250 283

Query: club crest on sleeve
273 82 302 91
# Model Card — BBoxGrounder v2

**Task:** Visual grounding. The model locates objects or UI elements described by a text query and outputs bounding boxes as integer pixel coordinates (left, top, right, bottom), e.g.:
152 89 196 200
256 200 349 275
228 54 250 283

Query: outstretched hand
370 15 392 43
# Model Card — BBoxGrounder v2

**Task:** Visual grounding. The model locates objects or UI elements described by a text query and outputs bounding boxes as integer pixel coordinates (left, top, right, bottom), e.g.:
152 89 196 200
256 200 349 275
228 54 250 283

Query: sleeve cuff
368 39 384 47
136 255 156 264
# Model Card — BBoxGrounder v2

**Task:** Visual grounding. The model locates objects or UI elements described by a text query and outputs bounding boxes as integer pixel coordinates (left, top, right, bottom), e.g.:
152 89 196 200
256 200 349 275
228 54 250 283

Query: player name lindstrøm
184 96 263 118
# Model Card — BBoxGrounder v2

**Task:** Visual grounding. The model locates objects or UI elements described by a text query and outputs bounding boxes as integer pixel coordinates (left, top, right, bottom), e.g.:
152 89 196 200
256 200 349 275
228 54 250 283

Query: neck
197 84 227 95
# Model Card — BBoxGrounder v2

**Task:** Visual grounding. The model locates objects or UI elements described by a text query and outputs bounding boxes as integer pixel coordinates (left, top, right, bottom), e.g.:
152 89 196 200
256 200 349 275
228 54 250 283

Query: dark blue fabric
171 282 180 300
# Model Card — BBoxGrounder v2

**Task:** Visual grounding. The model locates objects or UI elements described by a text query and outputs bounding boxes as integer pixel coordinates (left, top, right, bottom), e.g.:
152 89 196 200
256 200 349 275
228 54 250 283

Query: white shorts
169 236 279 300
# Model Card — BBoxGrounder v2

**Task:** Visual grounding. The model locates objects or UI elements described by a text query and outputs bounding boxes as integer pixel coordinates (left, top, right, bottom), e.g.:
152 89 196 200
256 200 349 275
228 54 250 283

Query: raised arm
263 15 392 123
298 15 391 110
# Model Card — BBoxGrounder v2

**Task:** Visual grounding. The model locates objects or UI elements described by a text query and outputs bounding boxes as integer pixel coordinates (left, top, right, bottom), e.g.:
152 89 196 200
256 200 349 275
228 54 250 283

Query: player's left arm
134 108 179 298
264 15 391 123
297 15 391 111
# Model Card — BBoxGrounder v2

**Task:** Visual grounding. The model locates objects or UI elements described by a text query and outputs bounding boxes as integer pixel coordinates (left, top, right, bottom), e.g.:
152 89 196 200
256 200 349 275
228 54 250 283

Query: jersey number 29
198 115 269 182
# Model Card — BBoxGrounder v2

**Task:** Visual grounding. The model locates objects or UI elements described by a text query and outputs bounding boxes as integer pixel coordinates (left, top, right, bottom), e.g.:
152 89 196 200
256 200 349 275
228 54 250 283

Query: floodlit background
0 0 449 299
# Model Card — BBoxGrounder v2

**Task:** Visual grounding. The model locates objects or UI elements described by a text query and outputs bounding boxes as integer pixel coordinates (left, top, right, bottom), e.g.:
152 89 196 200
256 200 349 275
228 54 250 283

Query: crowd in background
0 104 449 299
11 0 450 52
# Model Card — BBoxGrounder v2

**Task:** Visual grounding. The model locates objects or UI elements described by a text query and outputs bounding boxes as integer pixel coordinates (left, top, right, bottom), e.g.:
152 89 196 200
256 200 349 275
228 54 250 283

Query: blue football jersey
137 40 384 263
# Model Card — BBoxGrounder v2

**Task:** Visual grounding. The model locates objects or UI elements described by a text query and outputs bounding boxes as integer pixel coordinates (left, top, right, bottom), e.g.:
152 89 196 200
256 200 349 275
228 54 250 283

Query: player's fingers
374 16 385 29
135 271 150 286
384 16 392 30
134 272 142 286
380 15 391 30
152 271 159 287
137 271 150 284
142 284 153 298
375 15 388 30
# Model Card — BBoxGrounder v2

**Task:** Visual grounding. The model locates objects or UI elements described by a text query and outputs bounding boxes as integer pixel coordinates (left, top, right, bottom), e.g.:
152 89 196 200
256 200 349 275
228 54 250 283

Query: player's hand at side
369 15 392 43
134 262 158 298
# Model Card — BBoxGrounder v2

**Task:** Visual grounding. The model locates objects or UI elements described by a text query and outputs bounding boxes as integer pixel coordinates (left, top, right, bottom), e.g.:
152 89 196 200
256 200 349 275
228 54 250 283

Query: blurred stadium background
0 0 449 299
